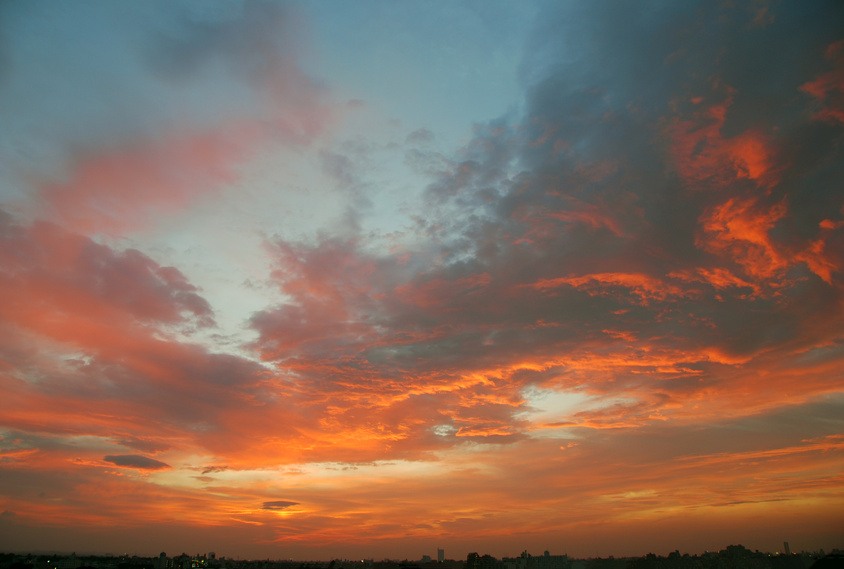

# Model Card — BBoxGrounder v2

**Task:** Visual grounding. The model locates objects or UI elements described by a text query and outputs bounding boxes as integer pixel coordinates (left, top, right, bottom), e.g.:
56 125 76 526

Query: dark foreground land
1 544 842 569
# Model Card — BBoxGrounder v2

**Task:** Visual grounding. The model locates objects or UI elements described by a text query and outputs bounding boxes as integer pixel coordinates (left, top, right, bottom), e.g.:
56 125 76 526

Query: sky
1 0 843 561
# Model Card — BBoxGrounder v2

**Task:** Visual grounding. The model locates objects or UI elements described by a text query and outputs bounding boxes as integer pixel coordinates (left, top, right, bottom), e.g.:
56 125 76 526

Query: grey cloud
403 148 451 178
251 2 843 449
146 1 302 87
319 150 357 188
406 128 434 145
262 500 299 510
103 455 171 470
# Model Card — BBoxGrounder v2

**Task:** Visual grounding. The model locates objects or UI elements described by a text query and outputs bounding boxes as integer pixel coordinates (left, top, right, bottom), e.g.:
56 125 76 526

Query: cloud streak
104 455 171 471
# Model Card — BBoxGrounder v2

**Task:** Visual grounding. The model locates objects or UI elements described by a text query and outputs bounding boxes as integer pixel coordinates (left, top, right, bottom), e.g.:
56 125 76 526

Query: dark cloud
262 500 299 510
103 454 171 470
245 0 844 463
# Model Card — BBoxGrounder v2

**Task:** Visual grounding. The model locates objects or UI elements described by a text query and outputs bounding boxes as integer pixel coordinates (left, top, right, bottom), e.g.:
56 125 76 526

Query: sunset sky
1 0 843 561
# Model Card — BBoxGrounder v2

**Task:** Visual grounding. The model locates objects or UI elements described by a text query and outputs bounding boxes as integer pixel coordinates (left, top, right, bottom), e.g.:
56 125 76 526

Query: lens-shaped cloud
104 455 171 471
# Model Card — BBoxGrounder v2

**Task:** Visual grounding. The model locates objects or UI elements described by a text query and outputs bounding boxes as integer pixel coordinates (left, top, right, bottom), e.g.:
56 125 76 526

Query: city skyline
0 544 830 562
1 0 843 561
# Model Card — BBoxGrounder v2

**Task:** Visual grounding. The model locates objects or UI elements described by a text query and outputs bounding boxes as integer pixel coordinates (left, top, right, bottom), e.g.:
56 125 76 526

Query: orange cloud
525 272 689 305
668 96 782 191
697 196 789 280
698 196 842 284
669 267 761 297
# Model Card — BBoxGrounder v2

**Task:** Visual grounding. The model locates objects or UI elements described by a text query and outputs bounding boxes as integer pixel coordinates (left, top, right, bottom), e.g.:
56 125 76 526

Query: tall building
438 549 444 563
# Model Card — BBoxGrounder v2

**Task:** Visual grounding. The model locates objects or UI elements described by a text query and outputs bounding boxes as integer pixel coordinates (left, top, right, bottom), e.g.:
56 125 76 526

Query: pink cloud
35 106 336 235
37 130 250 234
27 24 339 236
0 217 214 332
